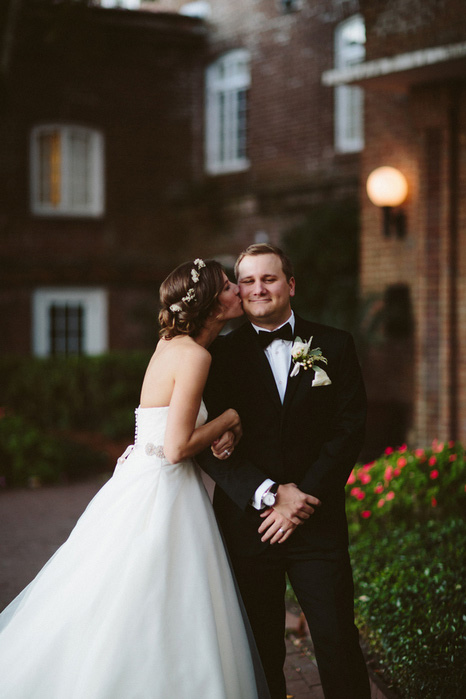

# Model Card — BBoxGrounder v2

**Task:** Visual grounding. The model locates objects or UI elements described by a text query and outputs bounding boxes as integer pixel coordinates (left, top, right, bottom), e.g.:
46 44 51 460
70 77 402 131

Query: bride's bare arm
162 346 241 464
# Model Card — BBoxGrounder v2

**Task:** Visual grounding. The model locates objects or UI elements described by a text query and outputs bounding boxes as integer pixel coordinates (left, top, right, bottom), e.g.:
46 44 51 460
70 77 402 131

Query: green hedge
0 413 107 487
0 353 149 438
350 519 466 698
0 353 149 487
346 441 466 698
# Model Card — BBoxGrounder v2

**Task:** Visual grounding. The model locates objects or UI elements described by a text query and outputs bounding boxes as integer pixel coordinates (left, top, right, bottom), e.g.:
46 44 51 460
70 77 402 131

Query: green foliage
0 353 149 487
351 519 466 698
346 440 466 534
0 353 149 439
346 442 466 696
0 413 107 487
283 199 360 333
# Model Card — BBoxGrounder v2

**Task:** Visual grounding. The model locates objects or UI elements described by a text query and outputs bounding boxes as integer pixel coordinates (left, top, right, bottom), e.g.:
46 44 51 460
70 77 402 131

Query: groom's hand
258 484 321 545
258 510 297 544
273 483 321 524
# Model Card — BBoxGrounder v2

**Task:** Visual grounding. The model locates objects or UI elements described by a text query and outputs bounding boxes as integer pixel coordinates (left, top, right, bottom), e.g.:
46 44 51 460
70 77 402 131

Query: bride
0 258 269 699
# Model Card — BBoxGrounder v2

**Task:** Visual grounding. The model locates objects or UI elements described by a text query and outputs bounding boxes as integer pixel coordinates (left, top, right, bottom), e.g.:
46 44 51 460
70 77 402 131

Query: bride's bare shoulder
153 336 210 367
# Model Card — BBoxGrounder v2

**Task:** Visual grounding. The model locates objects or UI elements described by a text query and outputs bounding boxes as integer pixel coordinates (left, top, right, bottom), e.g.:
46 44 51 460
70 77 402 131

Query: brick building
0 1 208 355
1 0 362 356
3 0 465 451
159 0 364 248
323 0 466 447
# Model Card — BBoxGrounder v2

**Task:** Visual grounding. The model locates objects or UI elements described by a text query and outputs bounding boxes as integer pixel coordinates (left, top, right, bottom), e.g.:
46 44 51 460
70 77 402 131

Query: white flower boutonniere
290 336 332 386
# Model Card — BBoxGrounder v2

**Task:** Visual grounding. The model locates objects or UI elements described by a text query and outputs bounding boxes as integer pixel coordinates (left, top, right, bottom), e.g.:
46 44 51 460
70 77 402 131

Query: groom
199 243 370 699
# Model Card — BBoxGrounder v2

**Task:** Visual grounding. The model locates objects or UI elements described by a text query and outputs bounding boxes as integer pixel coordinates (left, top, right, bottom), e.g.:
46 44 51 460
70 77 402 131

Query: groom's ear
289 277 296 297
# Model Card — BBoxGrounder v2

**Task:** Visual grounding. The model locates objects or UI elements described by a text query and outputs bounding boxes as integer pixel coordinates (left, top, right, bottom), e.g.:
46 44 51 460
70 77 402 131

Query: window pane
237 89 248 159
49 303 84 356
205 50 250 173
31 125 103 216
38 130 61 207
334 15 365 152
69 130 91 208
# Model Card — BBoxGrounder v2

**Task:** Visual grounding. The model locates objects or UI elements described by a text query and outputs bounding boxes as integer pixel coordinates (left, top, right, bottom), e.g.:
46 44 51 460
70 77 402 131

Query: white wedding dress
0 404 267 699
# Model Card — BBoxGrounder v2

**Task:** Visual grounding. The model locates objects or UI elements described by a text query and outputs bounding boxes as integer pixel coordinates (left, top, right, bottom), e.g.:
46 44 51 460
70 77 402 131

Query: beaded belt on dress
117 442 166 466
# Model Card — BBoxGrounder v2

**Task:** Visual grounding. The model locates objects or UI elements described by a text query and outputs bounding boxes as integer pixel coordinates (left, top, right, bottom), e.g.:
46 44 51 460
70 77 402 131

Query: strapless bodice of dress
132 401 208 460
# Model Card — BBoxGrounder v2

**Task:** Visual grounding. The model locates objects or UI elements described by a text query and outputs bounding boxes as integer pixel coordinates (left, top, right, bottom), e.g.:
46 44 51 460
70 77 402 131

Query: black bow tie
257 323 293 349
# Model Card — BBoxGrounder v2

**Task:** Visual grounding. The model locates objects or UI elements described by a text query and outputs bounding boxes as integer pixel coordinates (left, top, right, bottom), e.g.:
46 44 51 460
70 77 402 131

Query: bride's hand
211 430 235 459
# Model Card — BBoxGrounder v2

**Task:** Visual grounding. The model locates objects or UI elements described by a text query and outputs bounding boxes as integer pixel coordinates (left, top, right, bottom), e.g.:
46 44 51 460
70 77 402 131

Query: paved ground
0 479 396 698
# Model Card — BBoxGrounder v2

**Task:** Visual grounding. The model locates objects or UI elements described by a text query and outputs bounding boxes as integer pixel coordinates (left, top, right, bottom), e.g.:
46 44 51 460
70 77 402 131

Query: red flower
361 510 371 519
428 456 437 466
362 461 375 472
384 466 393 481
393 468 401 477
448 440 455 449
449 454 457 462
374 484 384 494
356 491 365 501
399 444 407 453
359 473 372 485
377 499 385 508
397 457 407 468
385 447 394 455
415 448 425 458
347 471 356 485
350 487 361 497
431 497 437 507
430 469 439 480
386 491 395 501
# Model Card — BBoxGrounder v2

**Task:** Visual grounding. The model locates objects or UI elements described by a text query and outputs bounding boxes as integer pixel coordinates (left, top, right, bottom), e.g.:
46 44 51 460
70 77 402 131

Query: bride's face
216 272 243 321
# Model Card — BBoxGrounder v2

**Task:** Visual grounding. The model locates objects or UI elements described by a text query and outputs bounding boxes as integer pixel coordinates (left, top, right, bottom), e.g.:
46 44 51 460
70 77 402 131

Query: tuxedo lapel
237 323 283 412
282 316 315 412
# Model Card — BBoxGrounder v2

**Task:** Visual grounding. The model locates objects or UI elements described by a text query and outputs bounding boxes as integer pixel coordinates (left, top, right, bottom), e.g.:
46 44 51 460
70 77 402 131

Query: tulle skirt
0 447 266 698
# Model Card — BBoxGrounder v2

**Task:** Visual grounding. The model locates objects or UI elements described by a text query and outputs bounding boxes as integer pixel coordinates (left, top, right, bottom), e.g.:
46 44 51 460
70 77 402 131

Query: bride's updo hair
158 259 225 339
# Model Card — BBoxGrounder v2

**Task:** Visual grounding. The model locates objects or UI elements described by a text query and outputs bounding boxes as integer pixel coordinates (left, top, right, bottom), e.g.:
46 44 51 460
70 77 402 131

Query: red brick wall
359 0 466 448
160 0 362 254
361 0 466 59
0 6 208 353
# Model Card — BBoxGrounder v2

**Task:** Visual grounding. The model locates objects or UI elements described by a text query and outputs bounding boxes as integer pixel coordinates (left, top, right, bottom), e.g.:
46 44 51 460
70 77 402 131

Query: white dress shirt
250 313 295 509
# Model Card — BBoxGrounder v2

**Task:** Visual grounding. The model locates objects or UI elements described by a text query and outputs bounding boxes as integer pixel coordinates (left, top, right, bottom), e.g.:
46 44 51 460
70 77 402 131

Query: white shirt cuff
251 478 276 510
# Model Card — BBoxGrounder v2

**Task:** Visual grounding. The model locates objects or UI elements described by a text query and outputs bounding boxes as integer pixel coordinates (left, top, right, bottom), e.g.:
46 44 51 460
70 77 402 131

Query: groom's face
237 253 295 329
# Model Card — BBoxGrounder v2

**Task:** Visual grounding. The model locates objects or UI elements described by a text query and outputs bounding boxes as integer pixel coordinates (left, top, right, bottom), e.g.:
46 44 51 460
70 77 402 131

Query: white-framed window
30 125 104 217
98 1 140 9
334 15 365 153
205 50 250 175
180 1 212 19
32 288 108 356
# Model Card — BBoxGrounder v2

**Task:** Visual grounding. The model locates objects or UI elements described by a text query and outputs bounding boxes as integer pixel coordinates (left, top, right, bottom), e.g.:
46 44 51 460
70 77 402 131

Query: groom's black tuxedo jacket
198 315 366 558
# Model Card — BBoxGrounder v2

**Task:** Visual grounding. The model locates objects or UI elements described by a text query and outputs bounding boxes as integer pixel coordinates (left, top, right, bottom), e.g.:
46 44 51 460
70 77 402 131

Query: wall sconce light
366 166 408 239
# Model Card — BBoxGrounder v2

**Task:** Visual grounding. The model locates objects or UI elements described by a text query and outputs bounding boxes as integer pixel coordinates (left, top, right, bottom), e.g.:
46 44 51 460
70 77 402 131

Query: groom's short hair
234 243 294 282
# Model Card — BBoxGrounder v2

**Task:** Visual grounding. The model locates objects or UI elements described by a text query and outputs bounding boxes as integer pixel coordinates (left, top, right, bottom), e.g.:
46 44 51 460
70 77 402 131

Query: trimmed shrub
0 413 107 487
0 353 149 487
0 353 149 439
351 518 466 698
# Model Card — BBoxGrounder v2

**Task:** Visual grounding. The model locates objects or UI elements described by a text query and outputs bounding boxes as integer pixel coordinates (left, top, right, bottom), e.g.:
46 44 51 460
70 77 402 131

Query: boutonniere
290 336 332 386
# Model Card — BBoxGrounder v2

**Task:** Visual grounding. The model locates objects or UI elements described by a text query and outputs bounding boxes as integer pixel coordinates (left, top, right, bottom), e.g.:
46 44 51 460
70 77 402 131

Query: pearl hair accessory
169 258 206 313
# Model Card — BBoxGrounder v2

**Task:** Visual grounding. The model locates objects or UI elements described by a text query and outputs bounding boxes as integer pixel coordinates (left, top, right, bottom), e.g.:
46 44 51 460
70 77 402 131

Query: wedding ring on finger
279 528 286 533
224 449 231 456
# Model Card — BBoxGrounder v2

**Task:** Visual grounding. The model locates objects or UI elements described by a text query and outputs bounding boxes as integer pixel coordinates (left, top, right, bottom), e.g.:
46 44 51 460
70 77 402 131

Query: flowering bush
346 440 466 533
